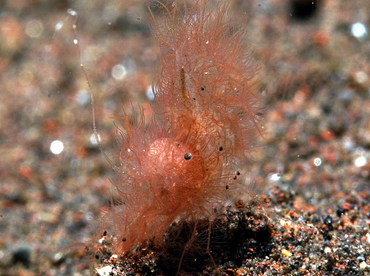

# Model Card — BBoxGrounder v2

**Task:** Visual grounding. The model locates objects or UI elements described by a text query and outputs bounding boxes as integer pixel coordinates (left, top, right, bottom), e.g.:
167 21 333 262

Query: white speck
26 20 44 38
53 252 63 262
111 254 118 260
90 134 101 146
343 137 354 151
268 173 281 182
98 236 106 245
67 9 77 16
359 261 369 270
350 22 367 39
73 39 78 44
354 71 368 84
50 140 64 155
146 86 154 101
111 64 127 80
85 212 94 222
354 156 367 167
96 265 112 276
297 155 300 158
55 21 64 31
359 261 370 270
313 157 322 166
76 89 90 106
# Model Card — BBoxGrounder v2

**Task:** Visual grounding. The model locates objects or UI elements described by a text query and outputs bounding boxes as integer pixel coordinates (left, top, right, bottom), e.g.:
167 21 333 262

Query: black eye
184 153 192 160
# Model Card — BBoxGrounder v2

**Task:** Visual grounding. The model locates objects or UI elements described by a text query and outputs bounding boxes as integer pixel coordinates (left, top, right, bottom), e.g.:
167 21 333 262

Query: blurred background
0 0 369 275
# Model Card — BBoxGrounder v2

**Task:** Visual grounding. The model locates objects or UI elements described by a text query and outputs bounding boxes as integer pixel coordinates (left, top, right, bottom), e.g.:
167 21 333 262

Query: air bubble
111 64 127 80
26 20 44 38
146 86 154 101
67 9 77 16
76 89 89 105
50 140 64 155
350 22 367 39
269 173 281 182
354 156 367 167
354 71 368 84
313 157 322 166
90 134 101 146
55 22 64 31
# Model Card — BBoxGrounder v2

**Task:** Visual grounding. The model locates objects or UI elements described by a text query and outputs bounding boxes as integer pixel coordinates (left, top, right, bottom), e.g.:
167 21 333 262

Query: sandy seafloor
0 0 370 275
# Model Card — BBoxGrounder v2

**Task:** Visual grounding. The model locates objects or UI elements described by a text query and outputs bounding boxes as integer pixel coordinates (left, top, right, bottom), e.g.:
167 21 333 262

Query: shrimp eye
184 153 192 160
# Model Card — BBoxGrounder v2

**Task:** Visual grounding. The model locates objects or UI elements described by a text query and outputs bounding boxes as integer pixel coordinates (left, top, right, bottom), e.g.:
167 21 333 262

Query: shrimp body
106 0 262 254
